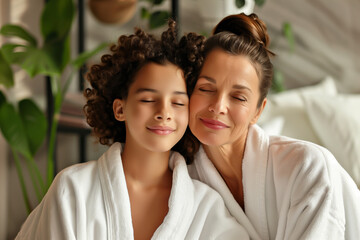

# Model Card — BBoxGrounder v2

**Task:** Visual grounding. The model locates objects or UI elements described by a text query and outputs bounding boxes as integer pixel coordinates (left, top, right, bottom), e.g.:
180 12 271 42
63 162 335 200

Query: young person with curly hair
187 13 360 240
15 21 249 240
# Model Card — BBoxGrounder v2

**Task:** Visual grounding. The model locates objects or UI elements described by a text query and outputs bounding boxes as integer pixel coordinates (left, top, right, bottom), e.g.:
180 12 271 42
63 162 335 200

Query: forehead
130 62 186 93
200 48 259 88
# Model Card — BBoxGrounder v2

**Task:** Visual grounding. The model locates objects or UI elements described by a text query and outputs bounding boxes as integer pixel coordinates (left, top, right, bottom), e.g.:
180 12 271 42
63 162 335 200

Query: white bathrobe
188 124 360 240
16 142 249 240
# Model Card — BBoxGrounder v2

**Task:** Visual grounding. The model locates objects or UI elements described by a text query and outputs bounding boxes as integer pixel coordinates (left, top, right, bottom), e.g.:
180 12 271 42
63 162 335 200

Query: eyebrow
198 76 252 93
135 88 187 95
198 76 216 84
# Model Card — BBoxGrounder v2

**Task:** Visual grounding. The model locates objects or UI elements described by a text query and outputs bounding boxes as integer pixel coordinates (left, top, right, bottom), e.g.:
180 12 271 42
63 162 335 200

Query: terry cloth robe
16 142 249 240
188 124 360 240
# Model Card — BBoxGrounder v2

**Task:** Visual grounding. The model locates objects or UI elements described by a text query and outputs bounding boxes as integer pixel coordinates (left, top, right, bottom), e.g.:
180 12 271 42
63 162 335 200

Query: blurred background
1 0 359 239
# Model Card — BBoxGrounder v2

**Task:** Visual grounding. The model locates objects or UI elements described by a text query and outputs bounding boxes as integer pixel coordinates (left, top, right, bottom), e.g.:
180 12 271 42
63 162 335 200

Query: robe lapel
194 145 262 240
243 124 270 240
152 152 195 239
98 143 134 239
99 145 195 239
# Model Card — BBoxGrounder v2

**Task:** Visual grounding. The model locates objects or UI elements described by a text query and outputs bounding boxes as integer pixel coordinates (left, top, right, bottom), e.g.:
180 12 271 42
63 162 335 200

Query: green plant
0 0 107 213
271 22 295 93
140 0 171 29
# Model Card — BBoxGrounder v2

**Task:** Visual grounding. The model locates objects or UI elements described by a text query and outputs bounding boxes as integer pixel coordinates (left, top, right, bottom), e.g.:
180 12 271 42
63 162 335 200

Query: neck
203 140 246 209
121 143 172 188
203 140 245 180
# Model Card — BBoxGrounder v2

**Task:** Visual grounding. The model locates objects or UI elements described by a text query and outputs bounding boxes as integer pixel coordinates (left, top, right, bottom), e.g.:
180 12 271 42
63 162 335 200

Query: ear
113 99 125 121
250 98 267 125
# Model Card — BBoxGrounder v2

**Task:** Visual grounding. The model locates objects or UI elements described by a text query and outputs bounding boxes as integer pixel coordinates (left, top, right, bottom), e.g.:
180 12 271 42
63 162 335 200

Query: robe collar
193 124 269 240
97 142 195 239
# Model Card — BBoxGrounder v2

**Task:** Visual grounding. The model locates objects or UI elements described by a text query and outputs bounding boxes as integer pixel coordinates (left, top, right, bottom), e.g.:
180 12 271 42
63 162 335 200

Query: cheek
177 108 189 129
190 94 207 116
230 106 252 127
126 104 149 120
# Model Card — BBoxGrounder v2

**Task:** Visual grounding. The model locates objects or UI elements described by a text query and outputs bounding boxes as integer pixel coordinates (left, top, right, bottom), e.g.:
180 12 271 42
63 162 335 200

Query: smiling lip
200 118 229 130
147 126 175 135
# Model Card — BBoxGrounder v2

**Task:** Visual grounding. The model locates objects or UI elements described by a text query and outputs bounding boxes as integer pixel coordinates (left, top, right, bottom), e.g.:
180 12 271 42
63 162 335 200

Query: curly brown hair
84 20 204 163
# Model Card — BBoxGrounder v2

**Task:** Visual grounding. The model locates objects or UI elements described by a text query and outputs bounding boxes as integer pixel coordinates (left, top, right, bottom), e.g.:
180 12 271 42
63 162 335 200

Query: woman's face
189 48 266 147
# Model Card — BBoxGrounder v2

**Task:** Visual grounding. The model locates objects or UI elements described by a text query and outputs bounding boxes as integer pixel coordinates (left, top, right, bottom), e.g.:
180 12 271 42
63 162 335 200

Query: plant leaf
19 99 47 156
0 24 37 47
0 49 14 88
0 103 31 159
41 0 75 42
282 22 295 53
0 90 6 106
43 35 71 74
72 42 109 69
141 7 150 19
235 0 246 8
20 46 59 77
254 0 266 7
149 11 170 29
1 43 59 77
271 68 285 93
1 43 27 64
41 0 74 73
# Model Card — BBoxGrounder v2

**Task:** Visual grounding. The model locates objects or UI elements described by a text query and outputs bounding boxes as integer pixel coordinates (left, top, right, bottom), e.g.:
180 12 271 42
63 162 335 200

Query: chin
195 132 226 147
147 141 177 153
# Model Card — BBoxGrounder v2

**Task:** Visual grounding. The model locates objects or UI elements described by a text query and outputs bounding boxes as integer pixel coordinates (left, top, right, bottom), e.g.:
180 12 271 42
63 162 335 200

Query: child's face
114 62 189 153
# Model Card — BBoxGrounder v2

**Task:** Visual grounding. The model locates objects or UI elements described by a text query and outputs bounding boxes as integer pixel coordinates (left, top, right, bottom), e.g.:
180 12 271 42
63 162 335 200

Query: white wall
255 0 360 92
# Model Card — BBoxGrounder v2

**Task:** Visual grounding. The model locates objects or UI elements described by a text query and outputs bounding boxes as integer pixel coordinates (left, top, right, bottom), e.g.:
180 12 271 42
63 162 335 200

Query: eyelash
199 88 214 92
173 103 185 106
140 100 185 106
233 96 247 102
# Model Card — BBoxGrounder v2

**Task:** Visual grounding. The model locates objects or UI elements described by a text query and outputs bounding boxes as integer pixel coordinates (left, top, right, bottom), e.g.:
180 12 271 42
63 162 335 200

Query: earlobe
113 99 125 121
250 98 267 125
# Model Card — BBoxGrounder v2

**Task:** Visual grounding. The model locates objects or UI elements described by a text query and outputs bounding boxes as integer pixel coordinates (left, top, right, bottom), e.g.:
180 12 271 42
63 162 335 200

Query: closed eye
173 102 185 106
140 100 155 103
233 96 247 102
199 88 214 92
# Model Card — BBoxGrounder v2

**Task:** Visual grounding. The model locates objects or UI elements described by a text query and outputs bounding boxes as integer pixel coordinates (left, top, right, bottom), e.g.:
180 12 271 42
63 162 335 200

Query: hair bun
212 13 271 49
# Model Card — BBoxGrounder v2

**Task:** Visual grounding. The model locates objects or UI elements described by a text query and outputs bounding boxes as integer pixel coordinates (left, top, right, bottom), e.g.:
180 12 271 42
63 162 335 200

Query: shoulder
268 136 343 198
54 160 98 185
267 135 339 201
47 160 100 200
269 134 336 172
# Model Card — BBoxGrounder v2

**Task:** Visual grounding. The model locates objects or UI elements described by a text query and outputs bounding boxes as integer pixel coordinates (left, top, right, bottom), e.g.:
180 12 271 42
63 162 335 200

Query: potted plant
0 0 107 213
88 0 138 25
140 0 171 29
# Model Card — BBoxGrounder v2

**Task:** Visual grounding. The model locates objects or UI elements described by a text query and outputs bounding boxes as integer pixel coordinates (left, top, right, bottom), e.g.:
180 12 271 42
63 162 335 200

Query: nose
155 102 172 121
208 94 227 115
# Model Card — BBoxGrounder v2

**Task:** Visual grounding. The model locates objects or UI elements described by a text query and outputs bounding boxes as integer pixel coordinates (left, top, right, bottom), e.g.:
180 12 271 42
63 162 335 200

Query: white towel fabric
188 124 360 240
15 142 249 240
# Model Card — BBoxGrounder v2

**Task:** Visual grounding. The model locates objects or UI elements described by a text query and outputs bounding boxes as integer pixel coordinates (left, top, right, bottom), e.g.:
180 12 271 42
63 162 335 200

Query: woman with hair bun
188 13 360 239
15 21 249 240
